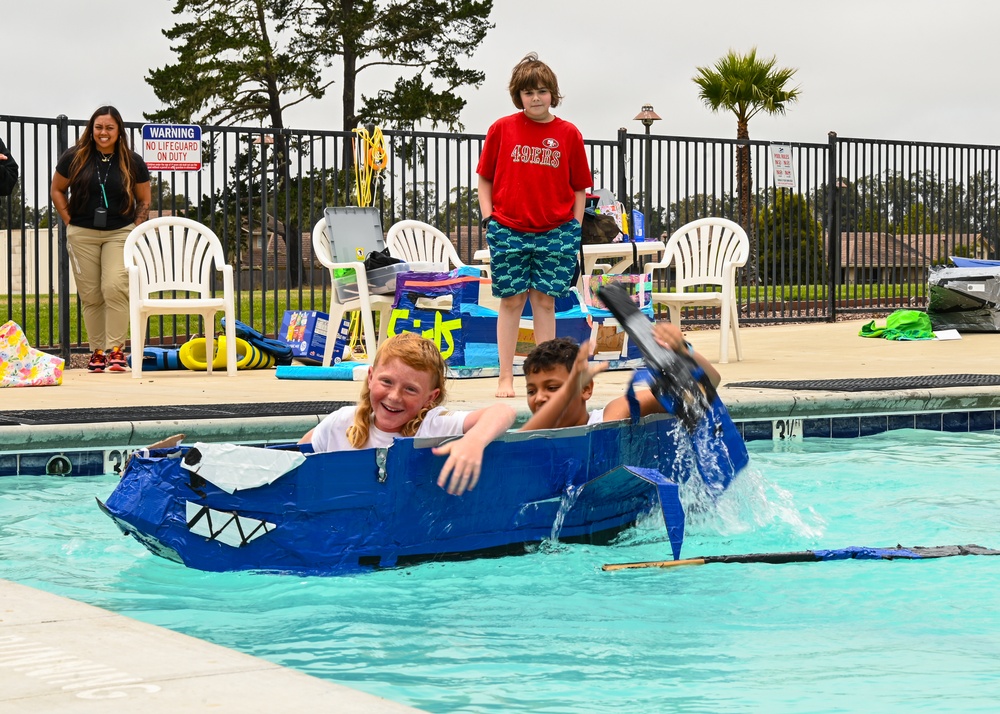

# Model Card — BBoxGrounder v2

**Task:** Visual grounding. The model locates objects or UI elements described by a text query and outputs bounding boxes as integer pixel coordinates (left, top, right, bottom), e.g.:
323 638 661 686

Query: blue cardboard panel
387 271 595 368
386 271 481 365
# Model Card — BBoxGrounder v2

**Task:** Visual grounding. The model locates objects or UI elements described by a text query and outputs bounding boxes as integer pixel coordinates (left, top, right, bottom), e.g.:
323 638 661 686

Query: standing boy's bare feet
496 375 515 398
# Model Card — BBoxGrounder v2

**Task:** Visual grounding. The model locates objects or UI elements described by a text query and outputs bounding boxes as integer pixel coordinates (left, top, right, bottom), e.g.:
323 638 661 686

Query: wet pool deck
3 318 1000 712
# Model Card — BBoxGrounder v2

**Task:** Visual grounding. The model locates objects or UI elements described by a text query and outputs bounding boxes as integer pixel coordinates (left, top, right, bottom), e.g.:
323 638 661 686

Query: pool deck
5 318 1000 449
3 318 1000 712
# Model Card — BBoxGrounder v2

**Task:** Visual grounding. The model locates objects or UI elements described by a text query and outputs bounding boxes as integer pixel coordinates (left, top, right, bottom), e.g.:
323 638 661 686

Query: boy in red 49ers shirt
477 52 592 398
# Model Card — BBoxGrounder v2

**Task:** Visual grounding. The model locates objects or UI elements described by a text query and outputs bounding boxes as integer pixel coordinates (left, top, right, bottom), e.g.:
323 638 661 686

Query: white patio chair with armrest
644 217 749 363
124 216 237 378
386 219 484 274
311 217 394 366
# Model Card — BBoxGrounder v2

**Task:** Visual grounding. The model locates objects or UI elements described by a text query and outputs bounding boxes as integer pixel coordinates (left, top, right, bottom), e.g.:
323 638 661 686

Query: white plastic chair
644 217 749 363
124 217 236 378
311 217 394 366
385 220 472 272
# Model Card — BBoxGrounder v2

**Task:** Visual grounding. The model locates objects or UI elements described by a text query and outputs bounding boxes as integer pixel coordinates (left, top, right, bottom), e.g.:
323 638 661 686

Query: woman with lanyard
51 106 151 373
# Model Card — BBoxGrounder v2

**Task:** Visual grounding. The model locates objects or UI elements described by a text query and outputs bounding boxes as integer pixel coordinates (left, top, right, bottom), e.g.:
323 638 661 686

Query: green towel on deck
859 310 935 341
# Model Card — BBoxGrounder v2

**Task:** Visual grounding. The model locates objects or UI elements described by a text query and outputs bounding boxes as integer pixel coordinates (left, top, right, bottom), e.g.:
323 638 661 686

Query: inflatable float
179 335 276 370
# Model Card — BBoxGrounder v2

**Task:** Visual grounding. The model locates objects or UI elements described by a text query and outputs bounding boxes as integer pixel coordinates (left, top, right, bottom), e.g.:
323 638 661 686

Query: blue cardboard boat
98 404 749 575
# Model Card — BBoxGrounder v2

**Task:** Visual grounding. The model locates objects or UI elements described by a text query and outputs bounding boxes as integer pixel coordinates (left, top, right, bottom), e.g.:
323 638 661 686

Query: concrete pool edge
4 386 1000 453
0 413 323 451
721 385 1000 420
0 579 426 713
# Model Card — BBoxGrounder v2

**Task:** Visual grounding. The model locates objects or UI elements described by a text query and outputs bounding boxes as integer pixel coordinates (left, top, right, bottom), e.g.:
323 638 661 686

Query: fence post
643 132 653 233
825 131 840 322
56 115 71 361
616 127 627 211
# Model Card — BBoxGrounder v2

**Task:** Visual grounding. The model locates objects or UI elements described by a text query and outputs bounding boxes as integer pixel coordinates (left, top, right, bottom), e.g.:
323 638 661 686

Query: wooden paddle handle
602 557 707 571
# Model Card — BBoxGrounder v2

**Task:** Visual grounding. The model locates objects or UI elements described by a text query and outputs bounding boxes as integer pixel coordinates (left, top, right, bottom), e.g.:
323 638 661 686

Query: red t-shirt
477 112 592 233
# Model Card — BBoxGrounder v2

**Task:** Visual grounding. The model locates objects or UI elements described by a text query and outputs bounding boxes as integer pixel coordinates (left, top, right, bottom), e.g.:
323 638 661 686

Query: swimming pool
2 428 999 713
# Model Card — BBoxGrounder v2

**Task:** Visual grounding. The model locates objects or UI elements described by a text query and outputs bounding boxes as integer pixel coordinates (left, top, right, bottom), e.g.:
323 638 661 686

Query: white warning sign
142 124 202 172
769 143 795 189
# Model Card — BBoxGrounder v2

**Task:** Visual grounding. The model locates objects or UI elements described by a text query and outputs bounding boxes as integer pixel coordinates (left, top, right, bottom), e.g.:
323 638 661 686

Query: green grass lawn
4 281 928 351
2 289 329 350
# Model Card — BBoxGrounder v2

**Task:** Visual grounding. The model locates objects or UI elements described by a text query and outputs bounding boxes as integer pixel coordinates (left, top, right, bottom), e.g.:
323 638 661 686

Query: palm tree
694 48 800 282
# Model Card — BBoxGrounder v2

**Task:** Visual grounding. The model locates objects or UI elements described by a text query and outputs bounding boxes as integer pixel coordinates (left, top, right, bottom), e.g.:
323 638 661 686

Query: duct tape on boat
183 442 305 493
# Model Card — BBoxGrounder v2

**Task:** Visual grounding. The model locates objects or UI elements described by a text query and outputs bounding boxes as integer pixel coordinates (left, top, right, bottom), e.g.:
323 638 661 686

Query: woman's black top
56 149 150 230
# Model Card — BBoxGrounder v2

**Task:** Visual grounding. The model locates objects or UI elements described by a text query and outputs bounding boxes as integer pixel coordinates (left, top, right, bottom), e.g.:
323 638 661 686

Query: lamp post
633 104 661 238
634 104 661 135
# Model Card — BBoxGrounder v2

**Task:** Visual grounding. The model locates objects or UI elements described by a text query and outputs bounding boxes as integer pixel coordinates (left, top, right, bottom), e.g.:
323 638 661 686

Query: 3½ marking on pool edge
772 418 803 441
104 449 135 475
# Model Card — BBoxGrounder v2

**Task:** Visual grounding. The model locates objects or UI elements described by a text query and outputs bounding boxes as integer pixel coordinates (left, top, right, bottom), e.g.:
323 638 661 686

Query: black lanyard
95 154 113 208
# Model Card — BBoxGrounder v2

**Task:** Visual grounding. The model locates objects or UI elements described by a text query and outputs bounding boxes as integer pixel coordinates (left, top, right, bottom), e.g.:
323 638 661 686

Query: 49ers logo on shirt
510 141 561 167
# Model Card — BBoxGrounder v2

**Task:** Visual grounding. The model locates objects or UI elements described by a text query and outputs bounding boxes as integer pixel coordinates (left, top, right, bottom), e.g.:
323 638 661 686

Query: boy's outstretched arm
519 346 607 432
433 403 517 496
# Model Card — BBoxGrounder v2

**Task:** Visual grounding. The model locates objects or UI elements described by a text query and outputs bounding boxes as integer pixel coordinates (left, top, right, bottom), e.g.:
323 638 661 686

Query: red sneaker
88 349 107 373
107 346 128 373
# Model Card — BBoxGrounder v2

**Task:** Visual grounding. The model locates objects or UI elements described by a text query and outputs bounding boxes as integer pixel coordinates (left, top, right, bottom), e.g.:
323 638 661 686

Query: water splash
686 462 826 539
622 418 825 546
550 482 584 541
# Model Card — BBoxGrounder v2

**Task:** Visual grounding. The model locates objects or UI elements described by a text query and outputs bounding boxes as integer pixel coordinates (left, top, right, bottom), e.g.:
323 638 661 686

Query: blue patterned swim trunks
486 219 580 298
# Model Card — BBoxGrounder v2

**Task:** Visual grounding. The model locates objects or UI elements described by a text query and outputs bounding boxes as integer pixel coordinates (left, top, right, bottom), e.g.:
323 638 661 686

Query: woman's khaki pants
65 224 134 352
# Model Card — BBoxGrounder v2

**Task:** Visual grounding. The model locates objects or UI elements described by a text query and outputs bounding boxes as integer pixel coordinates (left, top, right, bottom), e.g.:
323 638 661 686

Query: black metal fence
4 112 1000 356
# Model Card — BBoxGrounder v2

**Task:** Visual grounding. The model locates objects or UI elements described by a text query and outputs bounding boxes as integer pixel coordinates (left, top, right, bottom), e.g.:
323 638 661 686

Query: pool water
2 429 999 713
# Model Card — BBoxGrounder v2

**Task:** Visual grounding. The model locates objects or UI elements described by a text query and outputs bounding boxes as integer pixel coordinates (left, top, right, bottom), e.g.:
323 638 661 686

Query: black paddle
597 282 714 431
603 544 1000 571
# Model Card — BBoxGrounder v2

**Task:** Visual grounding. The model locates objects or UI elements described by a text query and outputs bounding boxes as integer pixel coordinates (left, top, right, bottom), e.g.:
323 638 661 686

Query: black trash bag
364 247 402 271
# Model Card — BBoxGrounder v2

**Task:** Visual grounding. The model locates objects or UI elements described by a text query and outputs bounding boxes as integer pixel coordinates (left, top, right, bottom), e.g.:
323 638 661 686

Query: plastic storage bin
333 262 410 301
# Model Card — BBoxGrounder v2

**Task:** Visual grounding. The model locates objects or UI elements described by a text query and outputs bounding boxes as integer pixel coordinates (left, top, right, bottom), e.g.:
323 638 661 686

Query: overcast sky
5 0 999 147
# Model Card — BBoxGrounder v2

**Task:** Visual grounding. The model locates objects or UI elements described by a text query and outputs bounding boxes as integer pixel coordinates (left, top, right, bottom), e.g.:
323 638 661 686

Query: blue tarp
950 257 1000 268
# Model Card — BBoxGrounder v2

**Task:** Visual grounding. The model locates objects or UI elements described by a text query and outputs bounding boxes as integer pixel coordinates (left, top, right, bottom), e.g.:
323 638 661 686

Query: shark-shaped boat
98 402 749 575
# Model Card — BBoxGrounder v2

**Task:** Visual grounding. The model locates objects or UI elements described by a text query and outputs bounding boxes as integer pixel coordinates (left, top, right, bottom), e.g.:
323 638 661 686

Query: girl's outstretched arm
433 403 516 496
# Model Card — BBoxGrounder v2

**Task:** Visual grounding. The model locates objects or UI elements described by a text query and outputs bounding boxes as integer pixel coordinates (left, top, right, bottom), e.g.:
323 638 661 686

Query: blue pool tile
0 454 18 476
742 421 773 441
942 412 970 432
802 418 831 438
969 410 996 432
831 417 860 438
859 415 888 436
17 453 49 476
914 413 943 431
887 414 915 431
